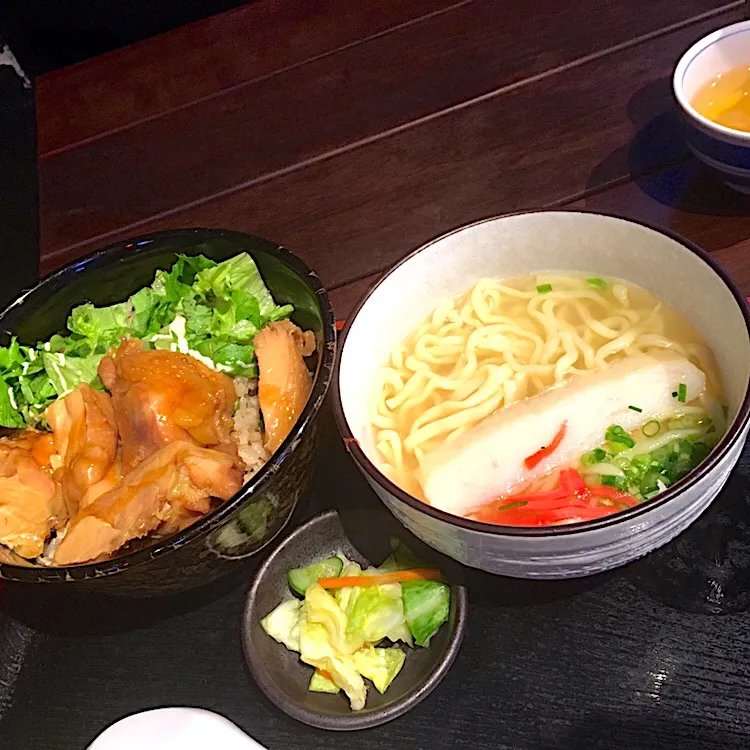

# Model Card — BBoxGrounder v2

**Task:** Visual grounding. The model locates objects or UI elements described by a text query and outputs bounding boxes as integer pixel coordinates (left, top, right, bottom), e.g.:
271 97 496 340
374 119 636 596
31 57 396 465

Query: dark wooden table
4 1 750 747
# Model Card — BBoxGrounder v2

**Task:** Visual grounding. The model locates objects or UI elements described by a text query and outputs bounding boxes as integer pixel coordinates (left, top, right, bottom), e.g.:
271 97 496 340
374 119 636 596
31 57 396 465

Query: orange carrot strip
318 569 442 588
524 422 567 469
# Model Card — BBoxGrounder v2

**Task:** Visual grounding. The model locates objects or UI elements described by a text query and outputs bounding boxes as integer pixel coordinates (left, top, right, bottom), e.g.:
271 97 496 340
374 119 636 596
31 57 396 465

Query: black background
1 1 253 77
0 61 38 310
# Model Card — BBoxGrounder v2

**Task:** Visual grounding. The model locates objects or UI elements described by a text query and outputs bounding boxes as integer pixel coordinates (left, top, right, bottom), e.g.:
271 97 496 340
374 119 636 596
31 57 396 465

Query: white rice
231 376 270 482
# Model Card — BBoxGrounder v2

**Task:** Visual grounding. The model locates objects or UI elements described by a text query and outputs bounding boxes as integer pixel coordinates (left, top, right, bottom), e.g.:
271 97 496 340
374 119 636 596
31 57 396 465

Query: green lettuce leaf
260 599 304 652
299 620 367 711
308 670 340 694
0 340 53 426
343 572 408 645
181 296 213 340
128 288 159 337
194 253 292 324
0 374 25 428
42 351 103 397
382 539 450 647
0 338 26 372
352 646 406 693
67 300 131 347
151 259 191 302
401 580 450 648
179 253 217 281
194 338 257 376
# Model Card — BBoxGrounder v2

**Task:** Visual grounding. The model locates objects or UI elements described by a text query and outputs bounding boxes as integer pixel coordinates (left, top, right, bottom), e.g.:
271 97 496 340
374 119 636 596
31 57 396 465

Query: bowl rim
0 228 336 581
333 210 750 538
241 508 468 731
672 19 750 144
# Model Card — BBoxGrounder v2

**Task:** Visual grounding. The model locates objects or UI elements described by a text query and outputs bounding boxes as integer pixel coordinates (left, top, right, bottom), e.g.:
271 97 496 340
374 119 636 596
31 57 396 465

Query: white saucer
88 707 268 750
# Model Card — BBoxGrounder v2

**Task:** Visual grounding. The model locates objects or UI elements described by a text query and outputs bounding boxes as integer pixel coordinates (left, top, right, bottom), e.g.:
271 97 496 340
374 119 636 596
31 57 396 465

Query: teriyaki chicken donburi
0 252 315 565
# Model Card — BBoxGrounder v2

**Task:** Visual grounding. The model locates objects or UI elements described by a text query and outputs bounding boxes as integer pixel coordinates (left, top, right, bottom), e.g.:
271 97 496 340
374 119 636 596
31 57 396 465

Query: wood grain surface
38 9 749 281
328 172 750 321
36 0 470 156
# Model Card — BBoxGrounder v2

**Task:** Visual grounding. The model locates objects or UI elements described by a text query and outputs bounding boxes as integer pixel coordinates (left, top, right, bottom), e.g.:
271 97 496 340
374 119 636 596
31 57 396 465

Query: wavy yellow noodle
370 274 722 501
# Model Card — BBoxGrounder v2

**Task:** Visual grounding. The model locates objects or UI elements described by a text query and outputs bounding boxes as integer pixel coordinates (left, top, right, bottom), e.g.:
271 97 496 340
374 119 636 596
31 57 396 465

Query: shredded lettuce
67 301 131 347
309 670 341 694
0 252 293 427
41 351 102 398
260 599 303 652
401 580 450 648
343 574 408 646
383 539 451 647
0 375 25 428
194 253 292 323
352 646 406 694
299 620 368 710
305 584 362 655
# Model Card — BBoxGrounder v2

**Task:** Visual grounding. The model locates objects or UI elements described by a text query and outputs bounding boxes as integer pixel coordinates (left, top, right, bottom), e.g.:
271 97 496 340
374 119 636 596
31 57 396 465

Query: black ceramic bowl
0 229 335 595
242 510 468 731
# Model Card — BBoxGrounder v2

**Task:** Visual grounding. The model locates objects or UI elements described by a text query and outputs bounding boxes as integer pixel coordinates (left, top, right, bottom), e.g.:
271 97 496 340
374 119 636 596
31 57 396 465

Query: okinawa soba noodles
369 274 726 526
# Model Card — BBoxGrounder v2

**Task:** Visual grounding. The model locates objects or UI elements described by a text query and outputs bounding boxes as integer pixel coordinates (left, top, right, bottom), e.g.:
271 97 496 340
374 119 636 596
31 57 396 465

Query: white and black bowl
673 20 750 194
334 211 750 579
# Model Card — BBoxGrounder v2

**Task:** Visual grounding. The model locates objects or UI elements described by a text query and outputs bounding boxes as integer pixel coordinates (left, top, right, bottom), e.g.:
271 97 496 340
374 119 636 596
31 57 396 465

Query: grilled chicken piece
54 441 243 565
46 384 119 516
255 320 314 454
98 339 237 473
0 434 65 558
78 460 123 511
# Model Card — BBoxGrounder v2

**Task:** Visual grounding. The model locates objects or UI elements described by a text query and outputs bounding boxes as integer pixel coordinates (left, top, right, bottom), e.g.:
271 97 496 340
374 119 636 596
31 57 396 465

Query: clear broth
691 66 750 133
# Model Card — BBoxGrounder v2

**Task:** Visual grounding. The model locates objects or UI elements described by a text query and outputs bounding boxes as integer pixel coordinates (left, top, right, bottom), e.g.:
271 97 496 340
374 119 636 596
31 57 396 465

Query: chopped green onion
586 277 607 290
691 442 711 464
678 383 687 403
582 448 608 466
631 454 653 472
613 455 631 472
640 470 666 495
601 474 627 490
536 284 552 294
496 500 528 511
605 424 635 448
642 420 660 437
628 405 643 413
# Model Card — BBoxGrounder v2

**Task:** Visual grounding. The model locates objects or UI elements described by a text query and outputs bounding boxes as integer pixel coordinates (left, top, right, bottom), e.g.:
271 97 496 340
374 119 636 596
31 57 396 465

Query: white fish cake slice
419 354 706 516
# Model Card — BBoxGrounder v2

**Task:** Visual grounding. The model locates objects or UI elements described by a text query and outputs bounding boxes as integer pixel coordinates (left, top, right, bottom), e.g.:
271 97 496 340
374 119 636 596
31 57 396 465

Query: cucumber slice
288 556 343 596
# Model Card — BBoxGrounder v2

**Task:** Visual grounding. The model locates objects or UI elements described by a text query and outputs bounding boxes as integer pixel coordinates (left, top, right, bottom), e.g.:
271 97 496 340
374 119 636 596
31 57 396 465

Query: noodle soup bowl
334 211 750 578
